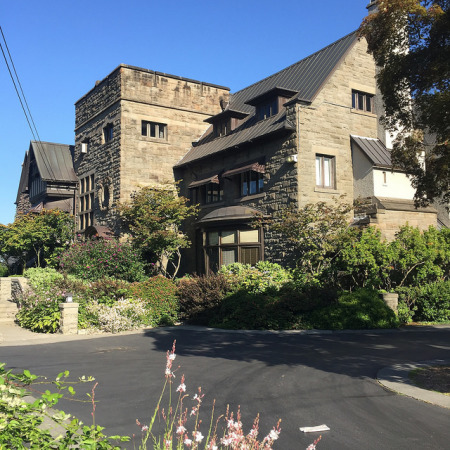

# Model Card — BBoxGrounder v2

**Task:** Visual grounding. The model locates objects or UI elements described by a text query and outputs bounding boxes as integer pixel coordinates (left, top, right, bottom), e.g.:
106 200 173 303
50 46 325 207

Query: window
78 173 95 230
142 120 167 139
315 155 335 189
103 124 113 143
352 90 374 113
206 182 223 204
256 98 278 121
204 228 262 273
213 120 229 137
241 171 264 196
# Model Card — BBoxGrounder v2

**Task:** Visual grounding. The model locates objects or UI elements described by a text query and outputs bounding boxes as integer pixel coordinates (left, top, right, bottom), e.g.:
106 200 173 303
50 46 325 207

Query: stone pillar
0 278 12 302
59 303 79 335
381 292 398 313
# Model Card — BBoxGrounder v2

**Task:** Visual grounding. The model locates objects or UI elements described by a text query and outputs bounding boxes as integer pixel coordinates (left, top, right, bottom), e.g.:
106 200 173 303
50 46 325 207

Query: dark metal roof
223 162 265 177
29 141 77 182
188 175 219 188
176 31 359 167
351 135 392 168
198 206 264 224
229 30 358 113
204 109 249 124
176 111 295 166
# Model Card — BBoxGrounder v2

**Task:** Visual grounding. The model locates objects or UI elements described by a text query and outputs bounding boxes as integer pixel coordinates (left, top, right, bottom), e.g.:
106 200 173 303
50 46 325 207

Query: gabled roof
29 141 77 183
351 135 393 168
176 31 359 167
16 151 30 203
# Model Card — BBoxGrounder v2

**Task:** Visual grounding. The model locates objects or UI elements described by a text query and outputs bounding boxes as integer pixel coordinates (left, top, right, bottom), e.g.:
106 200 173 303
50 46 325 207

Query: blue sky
0 0 369 225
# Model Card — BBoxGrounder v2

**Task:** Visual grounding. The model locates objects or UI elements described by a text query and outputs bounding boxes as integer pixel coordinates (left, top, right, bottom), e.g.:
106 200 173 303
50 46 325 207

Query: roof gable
29 141 77 183
176 31 359 167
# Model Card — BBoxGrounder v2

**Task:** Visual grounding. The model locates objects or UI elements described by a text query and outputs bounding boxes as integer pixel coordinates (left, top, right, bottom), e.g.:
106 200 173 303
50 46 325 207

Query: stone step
0 301 19 322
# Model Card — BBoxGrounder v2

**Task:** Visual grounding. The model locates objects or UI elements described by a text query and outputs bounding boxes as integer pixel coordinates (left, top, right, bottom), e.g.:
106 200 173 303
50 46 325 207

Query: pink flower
176 425 186 435
176 382 186 393
184 438 192 447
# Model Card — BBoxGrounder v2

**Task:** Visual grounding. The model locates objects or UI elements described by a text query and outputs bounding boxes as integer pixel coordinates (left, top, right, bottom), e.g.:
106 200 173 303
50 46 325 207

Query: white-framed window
141 120 167 139
315 155 335 189
78 173 95 231
352 90 374 113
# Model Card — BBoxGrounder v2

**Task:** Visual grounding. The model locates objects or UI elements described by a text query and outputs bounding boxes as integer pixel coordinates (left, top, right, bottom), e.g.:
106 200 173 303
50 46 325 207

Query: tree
268 199 353 281
0 210 74 273
118 184 198 278
360 0 449 206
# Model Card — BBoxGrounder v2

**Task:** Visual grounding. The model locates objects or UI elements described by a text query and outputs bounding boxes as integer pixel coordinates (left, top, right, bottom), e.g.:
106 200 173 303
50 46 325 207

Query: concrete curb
377 360 450 409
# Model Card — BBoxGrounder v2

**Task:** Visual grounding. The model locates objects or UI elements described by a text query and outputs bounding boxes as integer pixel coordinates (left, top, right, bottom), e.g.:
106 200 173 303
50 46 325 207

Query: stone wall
296 38 379 207
74 65 229 234
15 192 32 216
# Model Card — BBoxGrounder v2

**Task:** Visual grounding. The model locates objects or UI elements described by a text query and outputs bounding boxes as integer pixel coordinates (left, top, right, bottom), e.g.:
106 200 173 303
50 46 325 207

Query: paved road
1 325 449 449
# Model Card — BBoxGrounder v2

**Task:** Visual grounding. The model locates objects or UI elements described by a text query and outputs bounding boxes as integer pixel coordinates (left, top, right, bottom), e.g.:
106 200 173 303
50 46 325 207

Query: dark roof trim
351 135 393 168
198 205 264 224
204 109 249 124
223 162 265 177
245 87 299 106
188 175 219 188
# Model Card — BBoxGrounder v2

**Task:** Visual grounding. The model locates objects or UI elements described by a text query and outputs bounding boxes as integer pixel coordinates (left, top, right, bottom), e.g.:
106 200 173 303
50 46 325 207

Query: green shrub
303 288 399 330
209 290 300 330
177 274 233 324
218 261 292 294
84 278 131 306
58 239 147 282
23 267 64 293
0 263 9 277
16 284 64 333
129 276 179 326
396 281 450 323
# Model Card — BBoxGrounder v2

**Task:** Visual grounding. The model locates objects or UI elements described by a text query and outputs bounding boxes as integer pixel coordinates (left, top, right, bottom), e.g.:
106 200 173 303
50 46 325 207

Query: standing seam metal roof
176 31 359 167
351 135 393 167
30 141 77 182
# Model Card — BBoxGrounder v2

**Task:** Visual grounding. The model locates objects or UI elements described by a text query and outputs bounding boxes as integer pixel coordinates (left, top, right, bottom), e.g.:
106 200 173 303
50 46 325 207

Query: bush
177 274 233 324
23 267 64 293
0 263 8 277
85 298 150 332
303 288 399 330
84 278 131 306
396 281 450 323
218 261 292 294
129 276 179 326
58 239 147 282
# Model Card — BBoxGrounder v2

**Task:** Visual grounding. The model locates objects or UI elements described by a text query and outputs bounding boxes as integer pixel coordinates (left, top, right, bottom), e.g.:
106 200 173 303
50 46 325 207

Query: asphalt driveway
1 325 449 449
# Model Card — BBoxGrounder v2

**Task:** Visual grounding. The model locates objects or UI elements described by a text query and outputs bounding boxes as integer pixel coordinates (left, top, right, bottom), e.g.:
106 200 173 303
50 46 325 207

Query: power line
0 25 76 215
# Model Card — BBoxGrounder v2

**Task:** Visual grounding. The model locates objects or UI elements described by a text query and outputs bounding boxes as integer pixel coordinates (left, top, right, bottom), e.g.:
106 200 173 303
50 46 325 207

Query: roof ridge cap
231 30 358 97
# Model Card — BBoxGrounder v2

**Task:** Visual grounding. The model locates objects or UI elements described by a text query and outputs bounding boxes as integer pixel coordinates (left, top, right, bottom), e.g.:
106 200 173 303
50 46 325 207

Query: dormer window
245 87 298 122
205 109 248 138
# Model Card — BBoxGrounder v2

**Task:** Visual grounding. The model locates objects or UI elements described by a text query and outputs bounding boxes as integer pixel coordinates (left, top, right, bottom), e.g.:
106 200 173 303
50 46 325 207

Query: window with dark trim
352 90 374 113
204 228 263 273
141 120 167 139
78 173 95 231
103 124 113 143
206 182 223 204
241 171 264 196
315 154 335 189
256 98 278 121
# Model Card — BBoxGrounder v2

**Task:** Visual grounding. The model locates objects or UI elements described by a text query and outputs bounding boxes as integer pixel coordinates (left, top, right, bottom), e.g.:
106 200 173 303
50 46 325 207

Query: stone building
15 141 77 216
73 65 229 234
174 31 437 274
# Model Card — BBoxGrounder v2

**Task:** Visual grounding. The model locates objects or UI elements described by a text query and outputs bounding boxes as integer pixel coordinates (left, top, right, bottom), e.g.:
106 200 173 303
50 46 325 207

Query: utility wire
0 25 76 215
